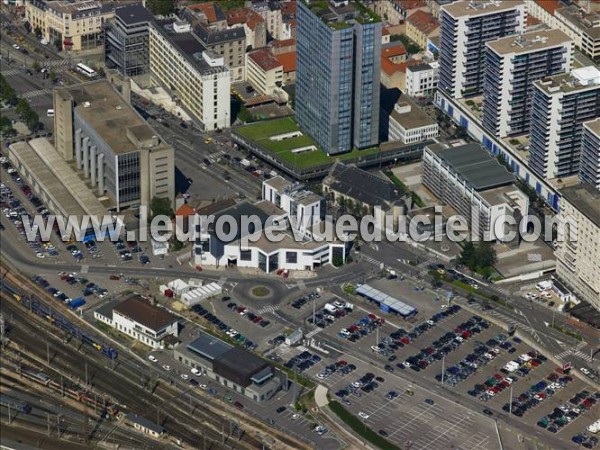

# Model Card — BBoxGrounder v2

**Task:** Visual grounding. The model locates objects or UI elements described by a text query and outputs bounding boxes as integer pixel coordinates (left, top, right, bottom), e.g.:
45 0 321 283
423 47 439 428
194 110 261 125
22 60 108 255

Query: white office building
94 295 179 349
149 21 230 131
388 99 439 144
529 66 600 180
482 29 573 139
579 118 600 190
192 178 346 272
555 183 600 309
406 62 439 98
438 0 526 99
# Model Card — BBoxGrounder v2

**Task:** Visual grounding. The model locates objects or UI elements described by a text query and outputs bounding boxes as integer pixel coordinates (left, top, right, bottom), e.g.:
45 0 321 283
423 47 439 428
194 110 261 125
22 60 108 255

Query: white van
47 109 54 117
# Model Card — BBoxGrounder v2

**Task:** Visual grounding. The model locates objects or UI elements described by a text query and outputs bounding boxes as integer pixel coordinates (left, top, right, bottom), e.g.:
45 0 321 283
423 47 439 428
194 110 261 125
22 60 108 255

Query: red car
368 314 377 320
337 360 348 366
401 337 411 345
493 373 503 380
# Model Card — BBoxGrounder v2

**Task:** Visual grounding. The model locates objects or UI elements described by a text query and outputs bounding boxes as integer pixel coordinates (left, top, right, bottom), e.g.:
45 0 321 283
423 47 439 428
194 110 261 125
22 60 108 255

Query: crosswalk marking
257 304 280 314
21 88 51 100
306 328 321 339
1 68 20 77
361 254 382 267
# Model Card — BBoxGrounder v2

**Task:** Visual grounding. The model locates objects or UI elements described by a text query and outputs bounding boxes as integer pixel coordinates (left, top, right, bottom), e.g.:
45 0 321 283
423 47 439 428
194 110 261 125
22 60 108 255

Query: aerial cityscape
1 0 599 449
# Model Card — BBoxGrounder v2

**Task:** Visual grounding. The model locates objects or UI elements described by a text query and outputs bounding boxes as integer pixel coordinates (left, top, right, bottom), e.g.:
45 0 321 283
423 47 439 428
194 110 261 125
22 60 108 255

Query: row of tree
459 241 497 277
1 73 40 132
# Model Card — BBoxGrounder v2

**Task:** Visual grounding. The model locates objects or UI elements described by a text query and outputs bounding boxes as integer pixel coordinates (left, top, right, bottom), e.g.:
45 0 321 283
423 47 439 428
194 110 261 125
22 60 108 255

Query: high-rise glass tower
296 0 381 155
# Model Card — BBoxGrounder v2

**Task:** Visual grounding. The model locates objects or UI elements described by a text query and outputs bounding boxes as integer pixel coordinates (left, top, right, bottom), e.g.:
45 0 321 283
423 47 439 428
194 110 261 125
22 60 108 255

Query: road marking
296 280 306 290
80 265 89 274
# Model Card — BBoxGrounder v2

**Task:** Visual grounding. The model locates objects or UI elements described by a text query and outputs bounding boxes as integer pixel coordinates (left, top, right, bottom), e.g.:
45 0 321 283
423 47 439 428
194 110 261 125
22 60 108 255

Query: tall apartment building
53 80 175 210
528 66 600 180
149 21 231 131
482 29 572 139
26 0 123 51
438 0 526 99
422 143 528 242
555 183 600 309
105 3 153 77
579 118 600 190
296 0 382 155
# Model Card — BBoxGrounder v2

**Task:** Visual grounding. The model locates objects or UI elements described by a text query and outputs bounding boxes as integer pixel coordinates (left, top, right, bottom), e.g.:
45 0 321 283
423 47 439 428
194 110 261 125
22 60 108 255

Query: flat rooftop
115 3 154 25
8 139 106 216
441 0 524 18
390 99 437 130
302 0 380 28
58 80 164 155
153 20 228 75
583 117 600 137
486 29 571 55
187 334 233 361
556 6 600 40
428 143 516 191
479 184 521 207
263 176 292 193
560 183 600 228
534 66 600 94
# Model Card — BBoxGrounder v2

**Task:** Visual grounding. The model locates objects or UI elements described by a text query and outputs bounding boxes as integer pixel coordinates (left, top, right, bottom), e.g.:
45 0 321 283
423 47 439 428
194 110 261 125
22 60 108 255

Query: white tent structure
180 282 223 307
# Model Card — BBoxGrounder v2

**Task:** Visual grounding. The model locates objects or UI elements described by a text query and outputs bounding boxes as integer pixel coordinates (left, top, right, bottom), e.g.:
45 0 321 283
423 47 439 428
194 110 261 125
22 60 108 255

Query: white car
12 44 19 50
358 412 370 419
291 414 300 420
148 355 158 363
440 304 448 310
580 367 590 375
162 364 171 371
199 384 208 390
191 367 201 376
314 425 328 435
180 373 189 380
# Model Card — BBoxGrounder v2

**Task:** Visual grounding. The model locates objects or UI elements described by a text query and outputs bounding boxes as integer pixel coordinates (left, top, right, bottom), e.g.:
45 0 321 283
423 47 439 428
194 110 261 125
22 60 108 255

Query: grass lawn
235 117 383 169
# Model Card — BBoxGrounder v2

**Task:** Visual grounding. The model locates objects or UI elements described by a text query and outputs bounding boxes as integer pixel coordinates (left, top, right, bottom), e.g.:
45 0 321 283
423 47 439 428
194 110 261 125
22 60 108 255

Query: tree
49 71 57 83
149 196 173 221
0 116 13 133
32 61 41 73
146 0 175 16
16 98 30 117
24 109 39 131
475 242 497 268
459 241 476 268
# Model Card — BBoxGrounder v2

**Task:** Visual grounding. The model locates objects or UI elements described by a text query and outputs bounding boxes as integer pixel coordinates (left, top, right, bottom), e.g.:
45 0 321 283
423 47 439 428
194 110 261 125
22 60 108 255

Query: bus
76 63 97 78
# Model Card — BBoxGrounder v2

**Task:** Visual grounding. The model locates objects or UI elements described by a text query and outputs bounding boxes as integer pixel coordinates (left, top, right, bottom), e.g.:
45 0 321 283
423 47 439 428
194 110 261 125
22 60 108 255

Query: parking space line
415 414 472 450
387 406 438 439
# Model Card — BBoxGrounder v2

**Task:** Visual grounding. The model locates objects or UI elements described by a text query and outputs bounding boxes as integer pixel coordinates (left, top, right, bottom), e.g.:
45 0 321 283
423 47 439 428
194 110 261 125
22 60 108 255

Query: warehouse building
174 333 284 402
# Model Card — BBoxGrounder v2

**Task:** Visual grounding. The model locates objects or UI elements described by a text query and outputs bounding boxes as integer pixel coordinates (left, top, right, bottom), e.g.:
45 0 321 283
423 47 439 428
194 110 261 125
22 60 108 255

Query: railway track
0 265 310 450
0 296 238 449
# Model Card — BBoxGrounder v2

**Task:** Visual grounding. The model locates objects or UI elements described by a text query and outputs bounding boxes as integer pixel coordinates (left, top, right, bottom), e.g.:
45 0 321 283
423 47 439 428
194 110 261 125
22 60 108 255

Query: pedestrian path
305 328 321 339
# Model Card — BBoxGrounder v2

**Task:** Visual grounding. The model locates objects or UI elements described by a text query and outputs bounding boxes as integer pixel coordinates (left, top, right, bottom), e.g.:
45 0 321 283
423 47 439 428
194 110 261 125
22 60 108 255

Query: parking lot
313 354 499 450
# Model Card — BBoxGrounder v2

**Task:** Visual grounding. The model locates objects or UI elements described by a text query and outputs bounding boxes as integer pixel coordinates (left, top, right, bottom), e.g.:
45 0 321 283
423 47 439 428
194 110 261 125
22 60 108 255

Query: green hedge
329 401 402 450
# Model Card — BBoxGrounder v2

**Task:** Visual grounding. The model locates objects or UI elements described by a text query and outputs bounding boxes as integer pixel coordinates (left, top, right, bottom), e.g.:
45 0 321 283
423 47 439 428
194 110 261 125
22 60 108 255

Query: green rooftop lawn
235 117 383 169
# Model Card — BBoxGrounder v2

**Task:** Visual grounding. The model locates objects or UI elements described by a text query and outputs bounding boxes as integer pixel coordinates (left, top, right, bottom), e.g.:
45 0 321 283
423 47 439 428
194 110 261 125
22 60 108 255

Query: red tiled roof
176 203 196 217
382 43 407 58
227 7 264 29
272 38 296 48
381 57 407 75
406 10 439 35
382 27 391 36
248 49 282 71
281 1 296 16
187 2 219 23
527 15 542 26
535 0 561 15
114 296 177 332
275 51 296 73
